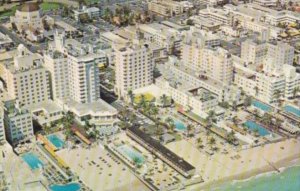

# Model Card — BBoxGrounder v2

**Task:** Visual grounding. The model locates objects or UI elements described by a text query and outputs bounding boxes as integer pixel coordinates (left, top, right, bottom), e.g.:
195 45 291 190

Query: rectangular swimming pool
22 152 44 170
244 121 270 136
284 105 300 117
47 134 65 149
49 183 81 191
252 100 272 112
117 145 144 165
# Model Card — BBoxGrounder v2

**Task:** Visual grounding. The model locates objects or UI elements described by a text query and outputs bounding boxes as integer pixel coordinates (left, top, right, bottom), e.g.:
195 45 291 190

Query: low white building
73 6 101 21
156 63 219 116
24 100 64 126
63 99 118 128
0 32 13 50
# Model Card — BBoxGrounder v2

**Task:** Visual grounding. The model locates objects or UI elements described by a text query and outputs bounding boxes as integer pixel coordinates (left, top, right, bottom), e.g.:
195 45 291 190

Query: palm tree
273 89 282 104
244 96 252 108
128 90 135 105
132 156 141 173
274 118 282 131
43 125 51 134
197 137 203 148
186 124 193 137
169 123 175 133
206 110 215 128
232 101 238 111
165 117 174 131
139 94 147 109
253 128 260 137
254 86 259 96
160 94 168 107
292 87 299 99
150 106 159 118
262 113 272 126
205 130 211 141
165 117 173 125
226 130 236 144
232 116 239 126
128 113 137 124
208 137 216 149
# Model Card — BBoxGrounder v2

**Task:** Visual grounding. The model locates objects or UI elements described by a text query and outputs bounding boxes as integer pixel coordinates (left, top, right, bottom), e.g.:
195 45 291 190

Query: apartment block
1 45 51 107
148 0 184 17
115 43 154 98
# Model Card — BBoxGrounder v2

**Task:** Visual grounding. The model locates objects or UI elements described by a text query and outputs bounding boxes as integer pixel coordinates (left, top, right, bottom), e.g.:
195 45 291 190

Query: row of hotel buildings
0 2 299 146
0 31 117 146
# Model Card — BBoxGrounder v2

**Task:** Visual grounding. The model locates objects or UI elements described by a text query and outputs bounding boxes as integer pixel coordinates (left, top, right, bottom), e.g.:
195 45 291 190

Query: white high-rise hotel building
115 43 154 98
181 38 233 86
0 45 51 107
45 31 103 104
235 39 299 103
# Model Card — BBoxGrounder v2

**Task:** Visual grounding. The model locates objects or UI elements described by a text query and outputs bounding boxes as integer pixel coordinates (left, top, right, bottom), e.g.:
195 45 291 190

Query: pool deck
0 144 47 191
56 144 149 191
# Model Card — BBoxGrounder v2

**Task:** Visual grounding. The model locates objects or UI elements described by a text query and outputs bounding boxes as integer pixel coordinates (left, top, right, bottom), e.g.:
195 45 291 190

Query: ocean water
211 165 300 191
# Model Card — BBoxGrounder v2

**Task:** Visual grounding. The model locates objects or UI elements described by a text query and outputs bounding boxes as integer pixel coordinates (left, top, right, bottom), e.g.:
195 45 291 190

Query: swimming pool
117 145 144 165
47 134 64 149
174 119 186 131
252 100 272 112
22 152 44 170
284 105 300 117
49 183 81 191
244 121 270 136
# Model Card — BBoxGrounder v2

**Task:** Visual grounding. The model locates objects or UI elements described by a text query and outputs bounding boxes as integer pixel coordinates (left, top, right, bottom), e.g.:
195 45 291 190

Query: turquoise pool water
252 100 272 112
212 165 300 191
244 121 270 136
47 134 65 149
117 145 144 165
284 105 300 117
22 152 44 170
174 119 186 131
49 183 81 191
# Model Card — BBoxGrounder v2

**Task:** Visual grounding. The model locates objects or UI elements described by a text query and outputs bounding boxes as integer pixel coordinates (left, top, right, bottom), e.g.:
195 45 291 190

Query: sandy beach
165 137 300 190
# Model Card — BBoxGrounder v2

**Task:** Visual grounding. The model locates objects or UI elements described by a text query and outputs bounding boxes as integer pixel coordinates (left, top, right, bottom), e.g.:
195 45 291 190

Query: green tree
197 137 203 148
254 86 259 96
160 94 168 107
139 94 147 109
132 156 141 173
208 137 216 148
292 87 299 99
226 130 236 144
273 89 282 103
262 113 272 126
244 96 252 108
186 124 193 137
128 89 135 105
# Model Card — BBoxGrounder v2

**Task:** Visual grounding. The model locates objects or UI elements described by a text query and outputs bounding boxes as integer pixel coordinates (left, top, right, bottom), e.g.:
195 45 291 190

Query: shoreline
195 153 300 191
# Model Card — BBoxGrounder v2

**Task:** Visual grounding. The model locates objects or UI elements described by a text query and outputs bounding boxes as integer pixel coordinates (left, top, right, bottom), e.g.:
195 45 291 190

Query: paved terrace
126 126 195 178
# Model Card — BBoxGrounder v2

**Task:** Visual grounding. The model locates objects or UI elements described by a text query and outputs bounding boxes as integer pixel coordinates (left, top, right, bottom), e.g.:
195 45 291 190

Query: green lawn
40 2 62 11
0 3 62 18
0 6 18 18
134 93 155 104
84 0 102 4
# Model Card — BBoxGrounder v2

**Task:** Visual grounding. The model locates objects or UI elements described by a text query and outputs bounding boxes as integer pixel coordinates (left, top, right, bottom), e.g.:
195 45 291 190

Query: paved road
0 25 41 53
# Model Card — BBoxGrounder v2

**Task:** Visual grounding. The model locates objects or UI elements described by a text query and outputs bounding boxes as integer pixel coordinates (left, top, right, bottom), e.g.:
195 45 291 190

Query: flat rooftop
64 99 117 117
